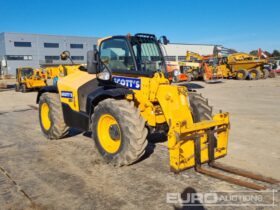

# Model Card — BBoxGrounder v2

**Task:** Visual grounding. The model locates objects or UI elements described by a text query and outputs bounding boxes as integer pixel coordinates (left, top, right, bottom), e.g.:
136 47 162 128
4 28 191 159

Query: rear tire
187 73 193 82
92 99 148 166
236 69 248 80
261 69 269 79
269 71 276 78
249 69 261 80
192 70 199 80
39 93 69 139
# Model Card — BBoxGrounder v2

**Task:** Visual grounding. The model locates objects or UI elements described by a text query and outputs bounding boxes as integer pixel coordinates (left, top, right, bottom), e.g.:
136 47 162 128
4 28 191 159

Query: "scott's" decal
61 91 73 98
112 76 141 90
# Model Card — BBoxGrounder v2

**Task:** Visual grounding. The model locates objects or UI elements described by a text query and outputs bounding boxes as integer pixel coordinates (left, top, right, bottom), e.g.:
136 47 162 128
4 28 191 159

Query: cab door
99 37 141 90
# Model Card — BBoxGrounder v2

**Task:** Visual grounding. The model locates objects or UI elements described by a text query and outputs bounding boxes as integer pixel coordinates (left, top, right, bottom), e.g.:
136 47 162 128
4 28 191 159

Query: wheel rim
251 72 256 79
41 102 51 130
97 114 121 154
237 72 244 79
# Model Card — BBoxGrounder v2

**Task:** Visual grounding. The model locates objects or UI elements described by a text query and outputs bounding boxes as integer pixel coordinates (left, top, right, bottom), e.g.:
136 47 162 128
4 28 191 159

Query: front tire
39 93 69 139
187 73 193 82
188 92 212 122
15 84 20 92
21 84 27 92
172 76 178 83
236 69 248 80
92 99 148 166
269 71 276 78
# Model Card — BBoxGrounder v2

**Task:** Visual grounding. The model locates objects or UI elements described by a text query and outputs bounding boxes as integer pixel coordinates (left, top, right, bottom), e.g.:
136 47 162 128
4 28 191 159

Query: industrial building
0 32 221 75
163 43 221 61
0 32 99 75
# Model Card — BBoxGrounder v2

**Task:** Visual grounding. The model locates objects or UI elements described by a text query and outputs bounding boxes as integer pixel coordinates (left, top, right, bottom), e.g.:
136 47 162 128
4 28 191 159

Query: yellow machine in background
36 33 278 190
166 61 188 82
227 52 269 79
179 51 203 81
45 64 82 79
43 51 85 86
15 67 47 92
179 51 223 82
216 52 270 80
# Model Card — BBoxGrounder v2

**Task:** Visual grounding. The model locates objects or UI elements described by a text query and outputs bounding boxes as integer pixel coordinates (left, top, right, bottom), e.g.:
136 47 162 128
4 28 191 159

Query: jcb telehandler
15 67 47 92
37 33 278 190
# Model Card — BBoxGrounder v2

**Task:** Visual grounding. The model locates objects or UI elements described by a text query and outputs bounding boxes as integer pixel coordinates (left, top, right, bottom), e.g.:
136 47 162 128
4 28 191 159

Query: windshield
130 37 165 72
21 68 34 77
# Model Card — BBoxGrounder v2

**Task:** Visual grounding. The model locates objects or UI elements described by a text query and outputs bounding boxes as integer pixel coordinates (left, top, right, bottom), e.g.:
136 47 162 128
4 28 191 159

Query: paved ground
0 78 279 210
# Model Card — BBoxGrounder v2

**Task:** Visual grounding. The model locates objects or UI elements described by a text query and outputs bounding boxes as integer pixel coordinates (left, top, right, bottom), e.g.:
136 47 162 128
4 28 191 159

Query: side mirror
60 51 71 60
87 50 99 74
163 36 169 45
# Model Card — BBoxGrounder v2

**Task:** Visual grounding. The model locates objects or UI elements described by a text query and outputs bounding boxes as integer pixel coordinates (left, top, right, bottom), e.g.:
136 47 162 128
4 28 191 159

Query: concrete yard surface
0 77 279 210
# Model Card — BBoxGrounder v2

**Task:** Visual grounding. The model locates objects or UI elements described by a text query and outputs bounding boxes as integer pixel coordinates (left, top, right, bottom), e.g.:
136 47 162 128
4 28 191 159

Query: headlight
173 69 180 76
97 69 111 80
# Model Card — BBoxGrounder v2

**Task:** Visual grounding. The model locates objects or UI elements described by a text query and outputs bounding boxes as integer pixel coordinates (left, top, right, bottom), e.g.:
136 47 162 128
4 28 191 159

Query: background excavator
37 33 278 190
179 51 223 83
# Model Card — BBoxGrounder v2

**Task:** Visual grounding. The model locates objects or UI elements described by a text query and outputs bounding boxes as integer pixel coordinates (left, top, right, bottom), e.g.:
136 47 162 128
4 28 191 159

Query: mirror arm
94 50 112 75
68 57 74 64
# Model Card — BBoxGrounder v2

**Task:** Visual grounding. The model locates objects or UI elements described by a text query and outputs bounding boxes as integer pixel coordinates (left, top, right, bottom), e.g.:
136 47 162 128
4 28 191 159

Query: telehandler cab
37 33 278 190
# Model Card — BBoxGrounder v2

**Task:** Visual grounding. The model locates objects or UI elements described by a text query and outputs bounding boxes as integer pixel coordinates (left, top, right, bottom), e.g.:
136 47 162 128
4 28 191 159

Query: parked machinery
166 61 188 82
43 52 85 85
179 51 223 83
212 48 272 80
225 52 270 80
45 64 82 79
15 67 47 92
271 59 280 75
36 33 278 190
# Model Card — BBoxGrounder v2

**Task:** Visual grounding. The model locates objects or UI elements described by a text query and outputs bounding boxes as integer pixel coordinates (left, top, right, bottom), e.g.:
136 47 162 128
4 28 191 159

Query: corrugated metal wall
1 32 99 75
162 43 221 61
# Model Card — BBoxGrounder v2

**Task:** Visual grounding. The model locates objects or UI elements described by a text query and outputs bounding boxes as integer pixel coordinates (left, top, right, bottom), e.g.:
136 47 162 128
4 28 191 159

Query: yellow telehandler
15 67 47 92
36 33 278 190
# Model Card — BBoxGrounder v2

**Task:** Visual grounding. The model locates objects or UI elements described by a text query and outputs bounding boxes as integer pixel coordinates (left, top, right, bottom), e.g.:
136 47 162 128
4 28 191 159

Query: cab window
99 38 135 71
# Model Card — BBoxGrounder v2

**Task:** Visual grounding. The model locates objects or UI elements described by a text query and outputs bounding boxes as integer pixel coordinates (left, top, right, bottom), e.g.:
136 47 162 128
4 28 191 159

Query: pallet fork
194 134 279 190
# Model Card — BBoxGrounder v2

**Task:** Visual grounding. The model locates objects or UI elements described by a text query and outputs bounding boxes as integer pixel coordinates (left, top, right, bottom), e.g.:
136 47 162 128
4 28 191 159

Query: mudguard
36 86 58 103
86 85 133 116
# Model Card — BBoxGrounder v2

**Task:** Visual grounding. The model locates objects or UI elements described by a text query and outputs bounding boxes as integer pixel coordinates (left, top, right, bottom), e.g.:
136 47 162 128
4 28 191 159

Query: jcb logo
112 76 141 90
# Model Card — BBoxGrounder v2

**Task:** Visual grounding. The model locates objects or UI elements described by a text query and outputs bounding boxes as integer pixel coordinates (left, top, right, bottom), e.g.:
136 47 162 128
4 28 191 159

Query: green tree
249 50 258 56
272 50 280 57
